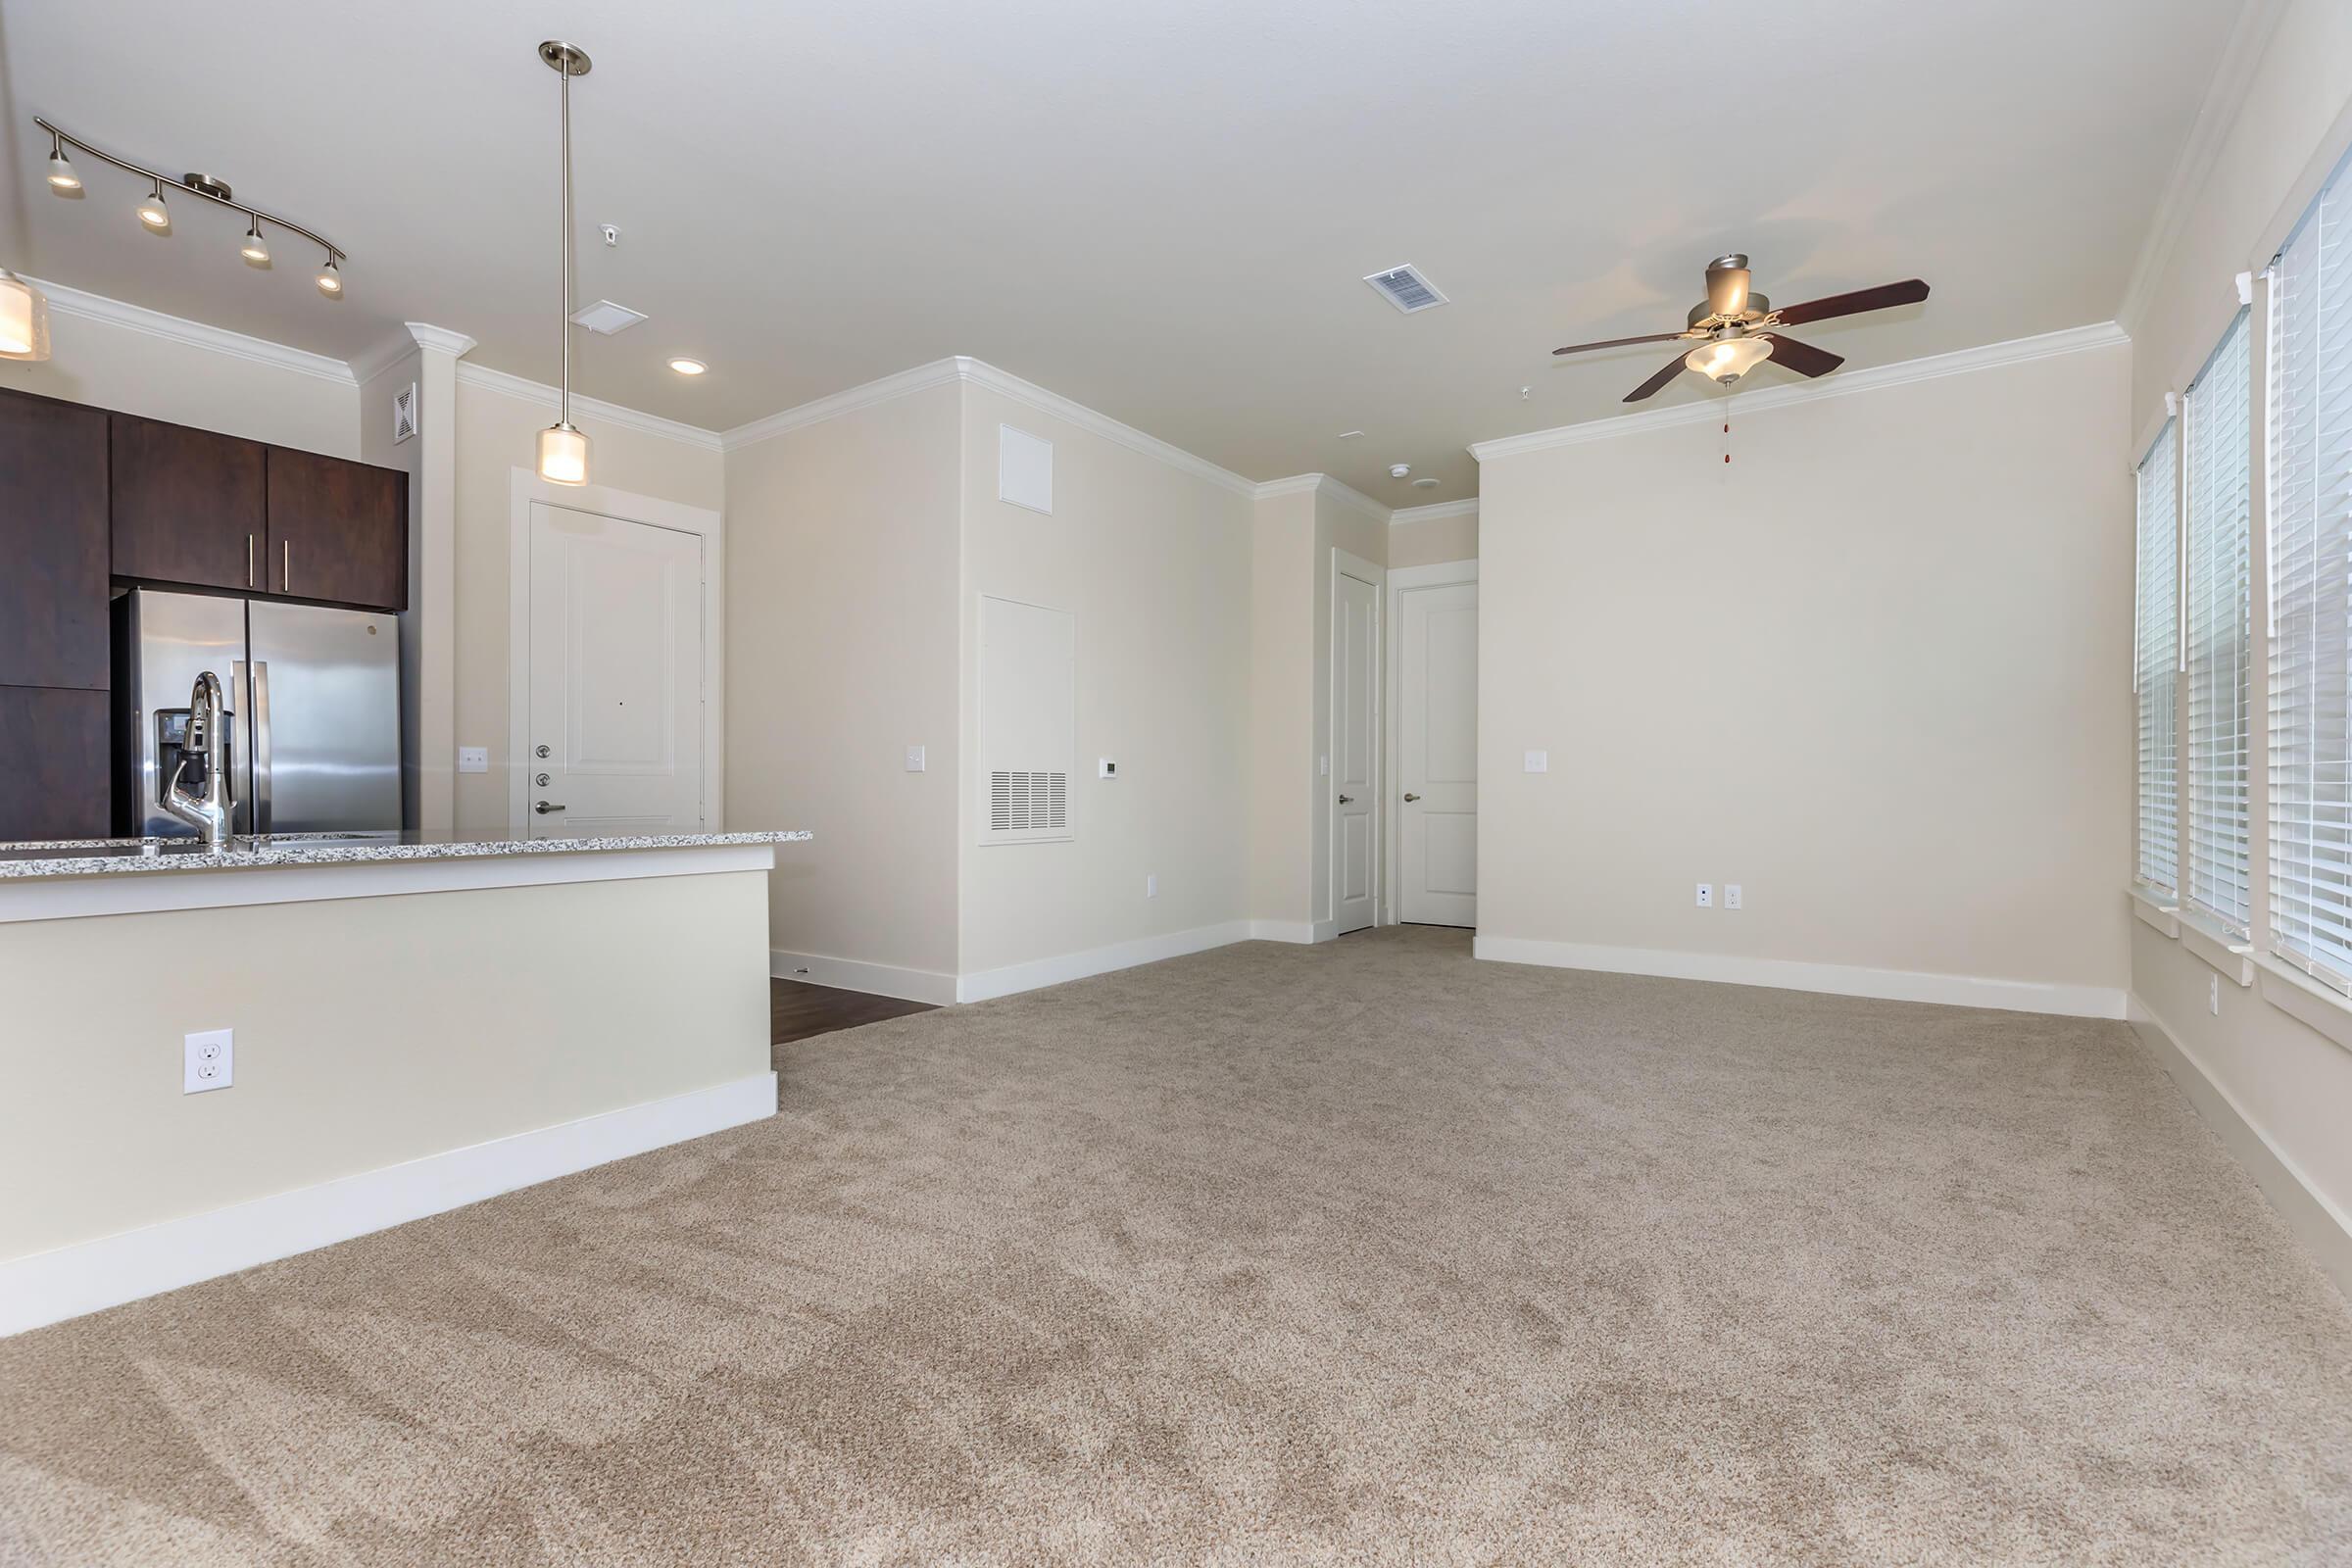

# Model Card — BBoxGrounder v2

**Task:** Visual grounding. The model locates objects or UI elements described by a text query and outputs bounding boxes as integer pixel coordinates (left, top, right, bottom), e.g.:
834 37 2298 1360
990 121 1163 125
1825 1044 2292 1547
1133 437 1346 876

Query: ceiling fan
1552 256 1930 403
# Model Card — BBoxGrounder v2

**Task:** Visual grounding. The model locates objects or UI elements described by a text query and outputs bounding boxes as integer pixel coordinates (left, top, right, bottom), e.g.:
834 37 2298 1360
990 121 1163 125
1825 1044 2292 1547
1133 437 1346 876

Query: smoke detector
1389 464 1411 479
1363 265 1448 315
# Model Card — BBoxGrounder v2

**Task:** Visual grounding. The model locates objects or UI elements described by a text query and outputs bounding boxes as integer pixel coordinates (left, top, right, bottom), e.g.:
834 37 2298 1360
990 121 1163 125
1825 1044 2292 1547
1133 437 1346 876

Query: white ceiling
1 0 2239 501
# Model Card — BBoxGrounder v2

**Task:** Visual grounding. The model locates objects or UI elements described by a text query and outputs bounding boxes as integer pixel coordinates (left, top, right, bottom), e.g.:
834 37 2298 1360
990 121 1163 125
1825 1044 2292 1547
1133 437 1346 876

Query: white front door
1332 564 1380 934
526 502 706 840
1398 580 1478 926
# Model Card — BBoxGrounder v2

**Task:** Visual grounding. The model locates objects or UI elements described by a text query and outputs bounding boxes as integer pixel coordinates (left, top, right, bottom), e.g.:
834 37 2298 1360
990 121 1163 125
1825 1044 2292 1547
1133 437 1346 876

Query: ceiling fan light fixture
1686 335 1774 385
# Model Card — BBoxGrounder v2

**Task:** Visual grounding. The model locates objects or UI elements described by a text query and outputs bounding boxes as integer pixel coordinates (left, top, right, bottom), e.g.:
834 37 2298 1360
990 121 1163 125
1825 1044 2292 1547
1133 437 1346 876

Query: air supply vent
568 299 648 334
1363 265 1448 314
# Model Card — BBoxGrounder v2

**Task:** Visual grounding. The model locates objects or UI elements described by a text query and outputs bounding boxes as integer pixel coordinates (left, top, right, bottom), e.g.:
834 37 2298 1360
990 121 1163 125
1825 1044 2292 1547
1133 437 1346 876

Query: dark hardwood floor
770 978 936 1045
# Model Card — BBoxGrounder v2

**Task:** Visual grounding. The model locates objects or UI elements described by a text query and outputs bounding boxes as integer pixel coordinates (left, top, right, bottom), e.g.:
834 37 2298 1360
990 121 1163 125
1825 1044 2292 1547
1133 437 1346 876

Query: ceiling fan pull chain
1723 415 1732 466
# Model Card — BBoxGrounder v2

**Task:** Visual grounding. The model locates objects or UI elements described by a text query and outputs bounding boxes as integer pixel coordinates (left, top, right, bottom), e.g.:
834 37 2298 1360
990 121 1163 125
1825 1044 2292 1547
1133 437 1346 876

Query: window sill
2176 907 2254 987
2253 953 2352 1057
2128 883 2180 938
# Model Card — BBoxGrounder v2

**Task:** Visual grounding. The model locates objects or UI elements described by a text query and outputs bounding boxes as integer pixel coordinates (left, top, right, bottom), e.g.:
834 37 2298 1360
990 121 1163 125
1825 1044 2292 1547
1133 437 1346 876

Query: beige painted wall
724 384 964 980
1388 511 1479 569
2126 0 2352 1264
956 387 1254 974
0 305 359 456
450 377 726 834
1248 489 1317 924
1 868 769 1261
1478 341 2132 991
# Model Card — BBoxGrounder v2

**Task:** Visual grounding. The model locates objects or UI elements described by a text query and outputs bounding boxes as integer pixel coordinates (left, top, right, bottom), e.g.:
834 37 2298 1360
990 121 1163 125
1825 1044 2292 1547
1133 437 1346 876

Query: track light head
316 255 343 296
136 181 170 230
239 219 270 266
46 143 80 192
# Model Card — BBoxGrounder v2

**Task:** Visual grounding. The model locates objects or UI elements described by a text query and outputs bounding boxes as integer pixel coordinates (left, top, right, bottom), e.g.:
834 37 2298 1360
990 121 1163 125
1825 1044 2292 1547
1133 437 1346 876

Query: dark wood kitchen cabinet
110 413 268 592
0 686 108 839
0 387 109 690
266 448 407 611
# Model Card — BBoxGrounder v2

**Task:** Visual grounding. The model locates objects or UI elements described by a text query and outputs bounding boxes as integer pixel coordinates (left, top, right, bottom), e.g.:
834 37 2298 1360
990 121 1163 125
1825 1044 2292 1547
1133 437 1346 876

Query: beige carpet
4 927 2350 1565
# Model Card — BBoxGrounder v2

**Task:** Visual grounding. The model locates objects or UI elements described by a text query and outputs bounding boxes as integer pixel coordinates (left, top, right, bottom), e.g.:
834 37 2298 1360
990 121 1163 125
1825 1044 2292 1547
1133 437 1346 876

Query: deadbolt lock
535 772 551 787
535 744 551 759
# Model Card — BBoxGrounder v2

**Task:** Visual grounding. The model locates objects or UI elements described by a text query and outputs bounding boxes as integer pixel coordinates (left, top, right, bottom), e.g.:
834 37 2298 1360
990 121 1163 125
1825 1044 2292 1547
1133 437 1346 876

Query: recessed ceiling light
1413 477 1440 488
668 357 707 376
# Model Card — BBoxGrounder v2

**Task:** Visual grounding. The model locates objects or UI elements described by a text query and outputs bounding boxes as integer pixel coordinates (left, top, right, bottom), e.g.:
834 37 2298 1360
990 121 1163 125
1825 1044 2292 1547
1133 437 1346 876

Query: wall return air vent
1363 265 1448 314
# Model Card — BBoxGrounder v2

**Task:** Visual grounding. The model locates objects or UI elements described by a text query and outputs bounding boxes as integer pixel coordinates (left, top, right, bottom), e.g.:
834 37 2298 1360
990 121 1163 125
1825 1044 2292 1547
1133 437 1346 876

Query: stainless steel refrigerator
114 587 401 837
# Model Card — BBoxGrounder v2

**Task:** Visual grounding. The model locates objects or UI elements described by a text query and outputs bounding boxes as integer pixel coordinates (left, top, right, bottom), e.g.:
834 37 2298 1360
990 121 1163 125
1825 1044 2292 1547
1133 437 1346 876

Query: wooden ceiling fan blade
1761 334 1844 377
1625 353 1691 403
1552 331 1685 357
1772 278 1930 327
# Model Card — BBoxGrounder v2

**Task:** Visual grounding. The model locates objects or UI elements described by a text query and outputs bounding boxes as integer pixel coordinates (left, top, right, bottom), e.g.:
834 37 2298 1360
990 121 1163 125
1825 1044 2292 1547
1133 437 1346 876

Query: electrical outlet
1525 750 1549 773
184 1028 233 1094
1146 873 1157 898
1724 884 1742 910
1099 759 1118 779
1695 883 1714 908
2210 974 2220 1015
905 745 926 773
457 746 488 774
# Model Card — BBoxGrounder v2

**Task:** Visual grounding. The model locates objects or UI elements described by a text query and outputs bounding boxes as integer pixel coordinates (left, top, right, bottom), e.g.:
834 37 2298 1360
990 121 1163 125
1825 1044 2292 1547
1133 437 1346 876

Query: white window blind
2269 152 2352 988
2183 313 2252 930
2135 420 2179 892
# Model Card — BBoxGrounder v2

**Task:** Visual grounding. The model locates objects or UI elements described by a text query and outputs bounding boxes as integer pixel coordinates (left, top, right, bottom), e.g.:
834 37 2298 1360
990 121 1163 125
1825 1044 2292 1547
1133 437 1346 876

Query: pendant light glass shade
0 271 52 361
1684 335 1774 385
45 149 79 191
136 182 170 228
537 422 589 485
239 220 270 264
316 256 343 295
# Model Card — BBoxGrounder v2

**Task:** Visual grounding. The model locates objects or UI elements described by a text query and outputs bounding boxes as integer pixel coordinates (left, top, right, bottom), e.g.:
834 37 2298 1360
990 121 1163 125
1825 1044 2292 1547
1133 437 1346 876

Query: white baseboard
0 1071 778 1339
1246 919 1327 944
1471 935 2127 1019
770 949 958 1005
2128 996 2352 1298
956 920 1252 1004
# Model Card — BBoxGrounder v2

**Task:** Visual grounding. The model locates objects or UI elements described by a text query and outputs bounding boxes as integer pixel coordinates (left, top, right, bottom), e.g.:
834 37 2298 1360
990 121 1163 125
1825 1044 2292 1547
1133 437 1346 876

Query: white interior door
1333 565 1380 934
1398 580 1478 926
526 502 705 840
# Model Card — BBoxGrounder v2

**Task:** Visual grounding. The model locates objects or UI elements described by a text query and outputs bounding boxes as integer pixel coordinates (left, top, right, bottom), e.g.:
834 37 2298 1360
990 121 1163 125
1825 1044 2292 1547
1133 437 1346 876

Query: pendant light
136 180 170 229
536 40 592 487
0 270 51 361
45 131 79 191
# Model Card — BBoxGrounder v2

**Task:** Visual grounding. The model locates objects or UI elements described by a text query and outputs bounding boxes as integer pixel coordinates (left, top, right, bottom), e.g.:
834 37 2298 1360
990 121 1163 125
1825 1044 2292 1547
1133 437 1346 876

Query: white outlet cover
457 746 488 774
1099 759 1118 779
906 745 926 773
1725 884 1743 910
1146 873 1157 898
1695 883 1714 908
1524 750 1549 773
184 1028 233 1094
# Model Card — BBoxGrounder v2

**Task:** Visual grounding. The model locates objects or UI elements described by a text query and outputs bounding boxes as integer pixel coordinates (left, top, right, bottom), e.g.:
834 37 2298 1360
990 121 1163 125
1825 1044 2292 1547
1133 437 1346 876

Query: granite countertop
0 829 811 879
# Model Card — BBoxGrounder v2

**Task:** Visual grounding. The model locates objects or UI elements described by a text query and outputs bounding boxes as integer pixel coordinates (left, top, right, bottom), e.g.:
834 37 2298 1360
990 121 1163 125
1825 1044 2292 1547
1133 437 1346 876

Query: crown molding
719 358 967 451
721 354 1261 500
29 278 357 386
405 322 477 359
2116 0 2292 334
455 361 723 453
1468 321 2131 464
1391 498 1478 526
1249 472 1394 523
345 331 417 387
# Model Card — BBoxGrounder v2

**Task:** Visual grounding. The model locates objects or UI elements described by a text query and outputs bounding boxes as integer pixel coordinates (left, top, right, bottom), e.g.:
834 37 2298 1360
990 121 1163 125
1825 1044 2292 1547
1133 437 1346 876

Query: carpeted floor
4 927 2350 1565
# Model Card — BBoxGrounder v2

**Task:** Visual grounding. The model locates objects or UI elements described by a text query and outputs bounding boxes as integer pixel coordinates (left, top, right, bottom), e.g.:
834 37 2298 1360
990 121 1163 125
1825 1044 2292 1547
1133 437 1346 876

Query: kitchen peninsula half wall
0 830 806 1335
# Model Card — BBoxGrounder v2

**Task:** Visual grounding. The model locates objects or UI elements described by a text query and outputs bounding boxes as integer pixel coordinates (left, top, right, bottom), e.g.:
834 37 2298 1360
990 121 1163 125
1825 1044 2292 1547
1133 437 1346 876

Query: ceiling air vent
1363 265 1448 314
568 299 647 334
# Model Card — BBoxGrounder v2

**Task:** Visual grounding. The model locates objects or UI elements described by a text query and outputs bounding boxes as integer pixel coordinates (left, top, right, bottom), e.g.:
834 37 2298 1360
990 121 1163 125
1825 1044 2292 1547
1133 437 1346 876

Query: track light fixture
34 117 346 295
45 131 79 191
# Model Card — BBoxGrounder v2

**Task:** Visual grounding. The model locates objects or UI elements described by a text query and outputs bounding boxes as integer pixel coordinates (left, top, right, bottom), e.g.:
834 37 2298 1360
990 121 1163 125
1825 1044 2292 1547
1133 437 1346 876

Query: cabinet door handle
247 533 256 588
282 540 291 594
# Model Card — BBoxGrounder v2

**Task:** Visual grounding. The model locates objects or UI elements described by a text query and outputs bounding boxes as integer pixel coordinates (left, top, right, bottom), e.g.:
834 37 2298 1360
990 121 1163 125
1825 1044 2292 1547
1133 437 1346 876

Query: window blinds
2269 157 2352 988
2135 421 2179 892
2184 313 2252 930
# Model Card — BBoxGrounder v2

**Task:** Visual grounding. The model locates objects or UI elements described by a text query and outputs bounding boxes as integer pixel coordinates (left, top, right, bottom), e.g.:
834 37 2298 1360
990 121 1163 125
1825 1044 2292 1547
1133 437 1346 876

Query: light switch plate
1524 750 1549 773
905 745 926 773
184 1028 233 1094
1099 759 1118 779
457 746 488 774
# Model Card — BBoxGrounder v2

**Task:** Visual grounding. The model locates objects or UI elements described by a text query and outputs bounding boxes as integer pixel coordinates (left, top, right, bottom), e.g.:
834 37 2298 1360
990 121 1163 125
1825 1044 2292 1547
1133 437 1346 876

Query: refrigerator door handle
252 660 273 836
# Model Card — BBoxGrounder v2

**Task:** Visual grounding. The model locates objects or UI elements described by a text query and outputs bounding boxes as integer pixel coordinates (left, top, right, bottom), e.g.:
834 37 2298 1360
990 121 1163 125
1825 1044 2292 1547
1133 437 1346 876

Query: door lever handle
1403 793 1421 802
1337 794 1353 805
534 801 566 814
